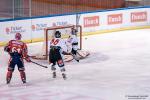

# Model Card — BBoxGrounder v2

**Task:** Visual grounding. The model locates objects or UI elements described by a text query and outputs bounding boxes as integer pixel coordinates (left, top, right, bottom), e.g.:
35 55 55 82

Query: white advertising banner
14 20 32 42
31 15 76 40
0 21 14 42
0 19 31 44
80 7 150 33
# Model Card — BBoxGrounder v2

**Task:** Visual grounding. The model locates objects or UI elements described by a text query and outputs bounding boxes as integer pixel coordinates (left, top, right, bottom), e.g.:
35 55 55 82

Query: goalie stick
30 60 48 68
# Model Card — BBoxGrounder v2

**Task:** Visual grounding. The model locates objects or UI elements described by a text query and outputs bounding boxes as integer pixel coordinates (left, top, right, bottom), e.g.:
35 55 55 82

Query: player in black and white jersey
49 31 68 80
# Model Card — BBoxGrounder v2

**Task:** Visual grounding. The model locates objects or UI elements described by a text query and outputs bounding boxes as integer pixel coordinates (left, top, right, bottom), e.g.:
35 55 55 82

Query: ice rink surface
0 29 150 100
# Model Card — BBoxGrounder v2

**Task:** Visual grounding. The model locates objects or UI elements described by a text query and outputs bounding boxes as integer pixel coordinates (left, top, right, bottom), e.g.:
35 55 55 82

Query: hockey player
49 31 67 80
4 33 31 84
66 27 79 62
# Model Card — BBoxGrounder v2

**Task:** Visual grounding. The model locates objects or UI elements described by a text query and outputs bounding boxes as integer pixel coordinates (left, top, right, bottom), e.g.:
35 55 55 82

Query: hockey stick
30 60 48 68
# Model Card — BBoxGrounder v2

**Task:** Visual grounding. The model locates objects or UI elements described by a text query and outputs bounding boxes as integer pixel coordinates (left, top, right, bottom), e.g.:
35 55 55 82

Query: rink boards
0 6 150 46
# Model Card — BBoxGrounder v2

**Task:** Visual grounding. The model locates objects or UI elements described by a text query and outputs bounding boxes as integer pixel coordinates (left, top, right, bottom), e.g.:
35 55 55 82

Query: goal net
32 25 82 60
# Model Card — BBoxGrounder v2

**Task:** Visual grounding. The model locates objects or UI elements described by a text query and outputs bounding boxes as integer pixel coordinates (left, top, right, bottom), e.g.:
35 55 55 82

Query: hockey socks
20 71 26 83
60 67 67 80
6 71 12 84
62 73 67 80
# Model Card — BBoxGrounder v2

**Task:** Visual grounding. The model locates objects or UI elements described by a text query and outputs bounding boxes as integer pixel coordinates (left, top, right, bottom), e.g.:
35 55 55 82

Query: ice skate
22 79 26 84
6 79 11 84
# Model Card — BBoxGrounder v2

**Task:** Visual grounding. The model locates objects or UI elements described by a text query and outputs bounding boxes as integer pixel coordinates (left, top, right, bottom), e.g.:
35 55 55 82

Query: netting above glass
0 0 149 20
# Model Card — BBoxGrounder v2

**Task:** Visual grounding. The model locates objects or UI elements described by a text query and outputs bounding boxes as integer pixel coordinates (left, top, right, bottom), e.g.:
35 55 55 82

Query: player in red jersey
4 33 31 84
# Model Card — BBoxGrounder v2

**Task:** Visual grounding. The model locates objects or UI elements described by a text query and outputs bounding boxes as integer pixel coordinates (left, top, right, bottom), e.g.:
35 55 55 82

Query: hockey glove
4 46 10 52
25 57 31 62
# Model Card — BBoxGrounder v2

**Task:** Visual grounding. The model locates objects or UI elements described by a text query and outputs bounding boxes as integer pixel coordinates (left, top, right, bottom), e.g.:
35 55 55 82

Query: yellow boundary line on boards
0 25 150 47
83 25 150 36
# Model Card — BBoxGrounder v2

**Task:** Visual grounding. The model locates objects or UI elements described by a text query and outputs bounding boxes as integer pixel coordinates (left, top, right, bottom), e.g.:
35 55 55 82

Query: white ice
0 29 150 100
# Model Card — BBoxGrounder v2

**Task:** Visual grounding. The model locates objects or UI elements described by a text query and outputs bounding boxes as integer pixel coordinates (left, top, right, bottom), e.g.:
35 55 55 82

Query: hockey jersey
67 35 78 44
50 38 64 47
4 40 28 58
67 35 78 51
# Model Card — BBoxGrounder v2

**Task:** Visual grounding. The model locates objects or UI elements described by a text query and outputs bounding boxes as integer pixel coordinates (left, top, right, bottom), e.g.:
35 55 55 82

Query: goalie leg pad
77 50 90 59
64 55 73 62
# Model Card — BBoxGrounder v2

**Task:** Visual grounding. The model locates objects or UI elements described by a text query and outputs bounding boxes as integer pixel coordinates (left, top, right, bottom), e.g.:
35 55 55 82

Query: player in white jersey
49 31 67 79
67 27 79 55
66 27 90 61
66 27 80 62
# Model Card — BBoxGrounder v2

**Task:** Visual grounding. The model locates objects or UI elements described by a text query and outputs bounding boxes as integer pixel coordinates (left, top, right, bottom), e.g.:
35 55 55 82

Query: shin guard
19 71 26 83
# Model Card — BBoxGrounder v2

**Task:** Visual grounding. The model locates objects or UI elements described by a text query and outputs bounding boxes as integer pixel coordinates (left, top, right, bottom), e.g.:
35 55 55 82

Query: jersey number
12 47 21 53
51 39 59 45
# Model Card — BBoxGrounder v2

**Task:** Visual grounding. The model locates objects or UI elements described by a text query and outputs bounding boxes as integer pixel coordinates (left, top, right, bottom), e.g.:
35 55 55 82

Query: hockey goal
32 25 82 60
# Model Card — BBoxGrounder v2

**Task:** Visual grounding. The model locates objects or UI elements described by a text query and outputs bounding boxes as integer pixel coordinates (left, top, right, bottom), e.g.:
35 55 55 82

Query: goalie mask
15 33 22 40
55 31 61 38
71 28 78 35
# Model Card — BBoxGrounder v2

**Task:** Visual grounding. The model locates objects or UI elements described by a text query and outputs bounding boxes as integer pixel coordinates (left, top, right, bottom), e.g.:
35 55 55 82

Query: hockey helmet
15 33 22 40
71 28 78 35
55 31 61 38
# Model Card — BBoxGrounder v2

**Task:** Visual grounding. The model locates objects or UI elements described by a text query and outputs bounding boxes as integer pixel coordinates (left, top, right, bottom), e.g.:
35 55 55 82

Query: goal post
32 24 82 60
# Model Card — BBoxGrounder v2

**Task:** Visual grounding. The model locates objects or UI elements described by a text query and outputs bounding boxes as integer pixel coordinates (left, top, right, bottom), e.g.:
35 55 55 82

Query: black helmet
55 31 61 38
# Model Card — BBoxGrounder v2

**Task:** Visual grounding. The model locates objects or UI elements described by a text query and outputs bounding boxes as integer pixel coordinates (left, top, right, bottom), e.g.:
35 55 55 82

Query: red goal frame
43 25 82 60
